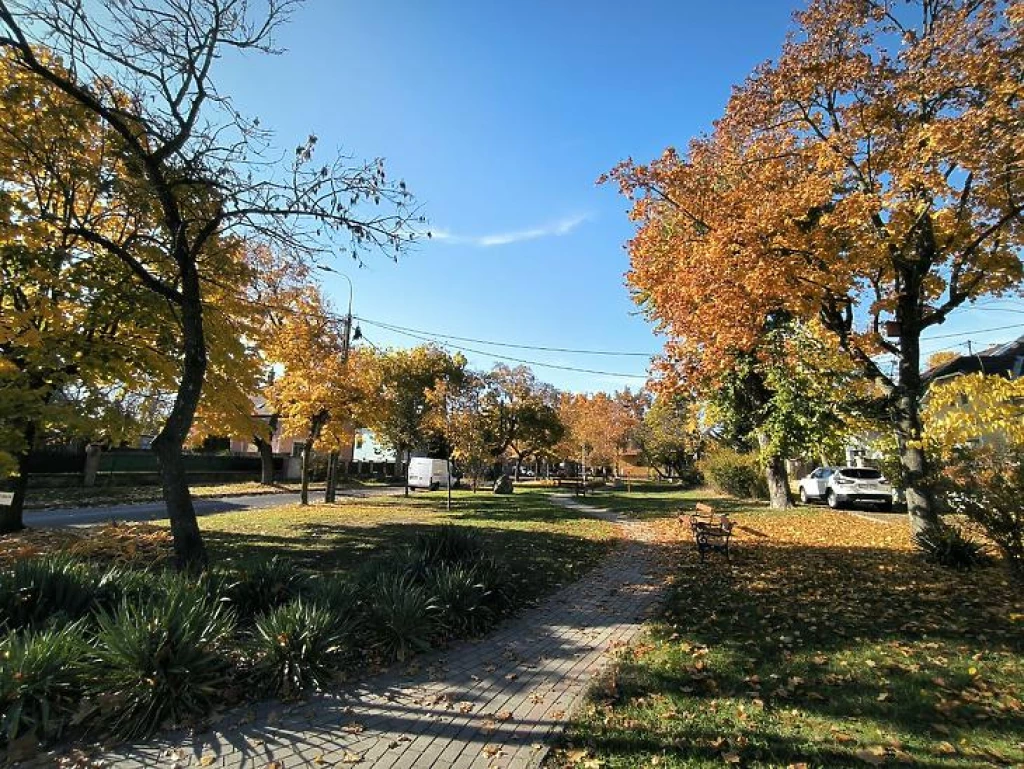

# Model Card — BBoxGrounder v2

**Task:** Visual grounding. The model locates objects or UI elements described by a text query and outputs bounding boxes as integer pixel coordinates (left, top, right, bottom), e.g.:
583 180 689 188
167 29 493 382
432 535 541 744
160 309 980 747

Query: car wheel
799 486 810 504
826 489 841 509
429 481 440 492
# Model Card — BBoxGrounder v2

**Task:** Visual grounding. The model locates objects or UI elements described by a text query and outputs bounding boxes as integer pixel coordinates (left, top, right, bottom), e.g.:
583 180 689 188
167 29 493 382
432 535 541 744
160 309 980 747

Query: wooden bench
555 478 586 496
679 502 734 562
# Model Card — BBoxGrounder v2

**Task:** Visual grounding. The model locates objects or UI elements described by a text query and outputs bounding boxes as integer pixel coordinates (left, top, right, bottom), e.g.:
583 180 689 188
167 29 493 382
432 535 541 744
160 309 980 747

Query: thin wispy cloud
430 213 590 247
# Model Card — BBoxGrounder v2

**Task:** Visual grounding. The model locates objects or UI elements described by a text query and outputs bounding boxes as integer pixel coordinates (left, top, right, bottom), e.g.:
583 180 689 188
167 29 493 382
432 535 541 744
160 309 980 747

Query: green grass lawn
163 488 620 603
584 483 762 520
546 500 1024 769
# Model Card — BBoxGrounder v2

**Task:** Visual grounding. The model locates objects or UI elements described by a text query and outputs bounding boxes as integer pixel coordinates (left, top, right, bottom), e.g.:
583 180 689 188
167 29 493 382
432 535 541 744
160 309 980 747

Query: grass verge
548 507 1024 769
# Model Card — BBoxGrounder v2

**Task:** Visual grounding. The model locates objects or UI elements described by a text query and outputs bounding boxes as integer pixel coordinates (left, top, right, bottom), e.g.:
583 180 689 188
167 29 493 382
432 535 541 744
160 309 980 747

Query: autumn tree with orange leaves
606 0 1023 531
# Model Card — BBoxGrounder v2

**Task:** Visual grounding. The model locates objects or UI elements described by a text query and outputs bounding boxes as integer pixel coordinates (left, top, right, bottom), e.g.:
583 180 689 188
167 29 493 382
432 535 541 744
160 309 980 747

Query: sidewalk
93 496 671 769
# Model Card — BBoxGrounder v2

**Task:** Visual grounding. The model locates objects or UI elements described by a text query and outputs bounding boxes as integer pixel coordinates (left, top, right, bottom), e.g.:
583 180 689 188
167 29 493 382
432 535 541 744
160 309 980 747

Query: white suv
798 466 894 511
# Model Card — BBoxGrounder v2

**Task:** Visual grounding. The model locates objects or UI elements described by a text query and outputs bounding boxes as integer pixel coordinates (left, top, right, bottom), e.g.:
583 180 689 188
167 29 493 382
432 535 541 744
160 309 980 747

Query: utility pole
326 273 355 504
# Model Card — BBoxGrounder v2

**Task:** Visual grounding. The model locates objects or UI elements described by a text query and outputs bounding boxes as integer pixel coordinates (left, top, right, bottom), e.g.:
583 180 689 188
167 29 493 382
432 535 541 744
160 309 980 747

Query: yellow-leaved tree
606 0 1023 531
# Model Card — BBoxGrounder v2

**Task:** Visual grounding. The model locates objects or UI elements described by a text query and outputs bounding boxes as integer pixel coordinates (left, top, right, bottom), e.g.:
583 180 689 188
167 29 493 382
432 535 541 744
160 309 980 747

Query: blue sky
216 0 1024 393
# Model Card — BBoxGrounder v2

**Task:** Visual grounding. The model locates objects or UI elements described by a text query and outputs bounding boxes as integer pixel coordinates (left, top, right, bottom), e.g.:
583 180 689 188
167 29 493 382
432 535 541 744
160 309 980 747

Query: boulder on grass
492 475 513 495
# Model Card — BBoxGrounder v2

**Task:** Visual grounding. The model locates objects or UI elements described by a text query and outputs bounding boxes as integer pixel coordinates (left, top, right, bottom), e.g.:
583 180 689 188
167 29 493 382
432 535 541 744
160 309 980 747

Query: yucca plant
307 574 361 617
87 583 235 739
365 574 437 662
252 598 356 698
95 566 164 611
914 521 991 570
0 555 99 632
218 556 306 621
411 525 486 568
0 624 87 745
425 564 492 638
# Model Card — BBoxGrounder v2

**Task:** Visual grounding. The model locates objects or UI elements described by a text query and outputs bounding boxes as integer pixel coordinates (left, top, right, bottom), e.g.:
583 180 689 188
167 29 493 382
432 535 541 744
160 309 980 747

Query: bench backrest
689 503 732 532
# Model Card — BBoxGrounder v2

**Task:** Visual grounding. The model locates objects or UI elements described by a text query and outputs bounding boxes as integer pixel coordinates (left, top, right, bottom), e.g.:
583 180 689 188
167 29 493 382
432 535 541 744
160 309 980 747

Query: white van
408 457 451 491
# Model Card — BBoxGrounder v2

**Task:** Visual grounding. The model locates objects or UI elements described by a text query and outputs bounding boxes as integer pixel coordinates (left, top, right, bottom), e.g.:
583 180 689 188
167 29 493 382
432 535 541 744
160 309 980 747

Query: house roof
923 334 1024 383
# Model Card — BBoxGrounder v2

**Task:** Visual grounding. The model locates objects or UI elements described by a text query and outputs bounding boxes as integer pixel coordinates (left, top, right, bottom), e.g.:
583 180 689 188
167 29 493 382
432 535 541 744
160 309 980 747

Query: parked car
798 466 835 503
800 466 893 510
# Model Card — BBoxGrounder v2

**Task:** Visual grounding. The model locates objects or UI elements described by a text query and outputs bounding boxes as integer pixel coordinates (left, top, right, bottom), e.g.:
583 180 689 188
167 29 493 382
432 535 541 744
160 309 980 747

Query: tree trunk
894 333 935 532
300 441 313 506
151 276 208 572
325 450 339 503
0 423 34 534
254 435 275 485
758 433 793 509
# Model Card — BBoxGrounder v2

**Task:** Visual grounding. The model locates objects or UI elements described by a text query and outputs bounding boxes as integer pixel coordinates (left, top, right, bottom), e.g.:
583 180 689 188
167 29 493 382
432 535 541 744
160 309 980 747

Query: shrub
219 556 306 620
0 624 87 744
307 574 361 617
410 525 486 568
697 447 767 500
364 574 437 662
87 583 235 739
252 598 355 698
914 521 991 570
933 445 1023 580
675 465 704 489
0 555 99 632
95 566 165 611
425 564 492 638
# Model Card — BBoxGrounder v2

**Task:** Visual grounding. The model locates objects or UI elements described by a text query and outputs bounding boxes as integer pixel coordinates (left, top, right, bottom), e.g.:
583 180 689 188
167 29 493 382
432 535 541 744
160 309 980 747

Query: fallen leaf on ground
855 747 887 765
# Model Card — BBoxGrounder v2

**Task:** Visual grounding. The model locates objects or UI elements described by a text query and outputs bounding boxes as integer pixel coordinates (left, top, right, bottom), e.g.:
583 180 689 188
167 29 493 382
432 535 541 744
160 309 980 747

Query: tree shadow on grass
557 538 1024 767
202 519 618 603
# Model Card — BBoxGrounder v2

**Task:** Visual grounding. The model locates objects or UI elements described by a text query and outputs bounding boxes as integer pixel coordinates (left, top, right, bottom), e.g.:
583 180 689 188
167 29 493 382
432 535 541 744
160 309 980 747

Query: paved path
22 487 402 528
94 496 671 769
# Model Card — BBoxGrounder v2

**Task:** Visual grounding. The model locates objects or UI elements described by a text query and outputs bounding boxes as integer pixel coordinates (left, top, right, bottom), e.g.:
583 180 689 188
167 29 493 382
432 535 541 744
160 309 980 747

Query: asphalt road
22 486 403 528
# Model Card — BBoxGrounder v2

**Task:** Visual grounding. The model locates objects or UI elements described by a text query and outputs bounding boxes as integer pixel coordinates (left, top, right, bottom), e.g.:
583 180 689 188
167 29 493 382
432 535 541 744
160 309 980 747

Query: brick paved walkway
96 495 671 769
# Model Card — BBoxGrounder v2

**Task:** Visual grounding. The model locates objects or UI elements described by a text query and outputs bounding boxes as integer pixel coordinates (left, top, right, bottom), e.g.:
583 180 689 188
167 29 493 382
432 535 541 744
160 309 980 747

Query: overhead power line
921 322 1024 341
357 323 649 380
354 315 658 357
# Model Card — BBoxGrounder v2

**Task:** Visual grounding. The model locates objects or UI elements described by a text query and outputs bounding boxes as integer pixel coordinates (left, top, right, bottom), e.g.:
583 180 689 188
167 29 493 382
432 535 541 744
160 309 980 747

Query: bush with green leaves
252 598 356 698
307 574 361 617
425 564 493 638
0 624 87 745
0 555 100 632
914 521 991 571
87 583 235 739
697 447 768 500
218 556 306 619
411 525 487 568
364 573 437 662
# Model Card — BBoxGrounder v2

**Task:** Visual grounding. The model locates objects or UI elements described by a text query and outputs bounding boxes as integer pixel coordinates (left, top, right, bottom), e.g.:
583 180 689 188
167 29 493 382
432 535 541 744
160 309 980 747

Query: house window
291 442 305 458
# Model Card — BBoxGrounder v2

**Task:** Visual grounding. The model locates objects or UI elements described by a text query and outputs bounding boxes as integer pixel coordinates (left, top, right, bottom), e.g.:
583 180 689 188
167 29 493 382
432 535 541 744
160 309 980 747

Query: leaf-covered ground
549 507 1024 769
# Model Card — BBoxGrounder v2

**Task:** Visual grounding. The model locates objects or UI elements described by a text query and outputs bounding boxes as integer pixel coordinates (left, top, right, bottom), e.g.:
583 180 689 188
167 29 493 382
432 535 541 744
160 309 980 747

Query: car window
841 468 882 479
